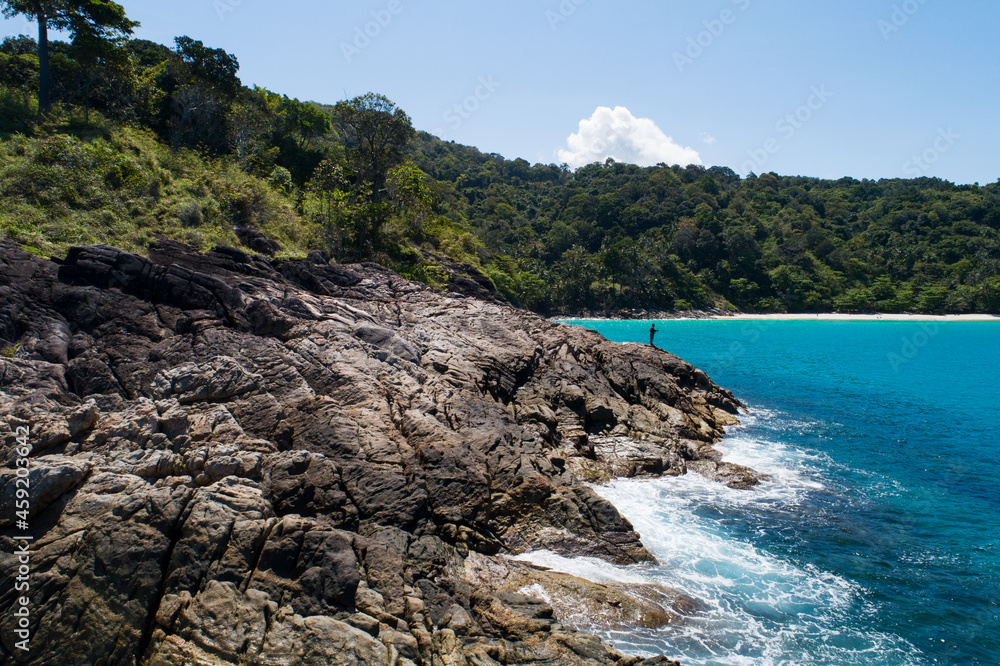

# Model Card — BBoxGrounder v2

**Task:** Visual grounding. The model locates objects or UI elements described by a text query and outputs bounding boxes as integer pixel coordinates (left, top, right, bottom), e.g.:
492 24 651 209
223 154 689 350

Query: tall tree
226 93 274 168
169 84 217 151
335 92 415 203
0 0 137 111
164 37 240 153
308 160 351 260
334 93 415 255
68 31 130 121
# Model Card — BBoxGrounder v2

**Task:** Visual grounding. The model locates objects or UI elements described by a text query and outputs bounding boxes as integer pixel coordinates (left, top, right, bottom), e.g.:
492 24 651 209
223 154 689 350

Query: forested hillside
411 137 1000 313
1 26 998 314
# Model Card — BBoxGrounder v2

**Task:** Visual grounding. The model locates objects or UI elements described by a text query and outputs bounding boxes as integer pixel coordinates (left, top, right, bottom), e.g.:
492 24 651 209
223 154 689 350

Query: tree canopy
335 93 415 201
1 0 136 109
403 133 1000 314
334 93 415 255
173 35 239 98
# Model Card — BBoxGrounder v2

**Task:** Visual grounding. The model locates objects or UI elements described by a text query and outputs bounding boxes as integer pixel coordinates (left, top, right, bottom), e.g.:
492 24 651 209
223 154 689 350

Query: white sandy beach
705 313 1000 322
555 312 1000 322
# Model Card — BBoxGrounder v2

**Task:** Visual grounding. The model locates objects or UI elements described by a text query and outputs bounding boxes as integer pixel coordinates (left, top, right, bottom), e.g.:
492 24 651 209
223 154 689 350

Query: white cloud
700 132 717 145
557 106 702 169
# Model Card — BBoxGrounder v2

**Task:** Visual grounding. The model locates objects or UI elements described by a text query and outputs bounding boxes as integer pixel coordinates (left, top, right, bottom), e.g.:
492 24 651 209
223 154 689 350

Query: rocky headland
0 238 758 666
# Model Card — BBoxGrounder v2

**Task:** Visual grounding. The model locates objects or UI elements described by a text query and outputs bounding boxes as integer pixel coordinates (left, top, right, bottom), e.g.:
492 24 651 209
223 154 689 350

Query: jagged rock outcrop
0 238 749 665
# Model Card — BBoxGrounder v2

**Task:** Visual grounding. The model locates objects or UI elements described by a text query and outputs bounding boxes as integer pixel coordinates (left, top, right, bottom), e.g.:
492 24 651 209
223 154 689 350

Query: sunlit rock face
0 238 744 665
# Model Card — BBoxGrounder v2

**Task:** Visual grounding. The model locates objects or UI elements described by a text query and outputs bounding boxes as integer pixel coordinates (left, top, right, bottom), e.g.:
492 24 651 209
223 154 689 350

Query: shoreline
707 312 999 322
554 312 1000 322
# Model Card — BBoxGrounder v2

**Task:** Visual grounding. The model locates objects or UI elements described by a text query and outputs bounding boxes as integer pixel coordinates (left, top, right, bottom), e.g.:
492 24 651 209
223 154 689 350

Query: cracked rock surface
0 238 751 665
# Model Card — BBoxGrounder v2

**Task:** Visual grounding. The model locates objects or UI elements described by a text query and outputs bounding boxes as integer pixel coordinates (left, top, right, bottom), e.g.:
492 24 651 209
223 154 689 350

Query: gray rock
0 238 755 665
0 457 91 524
152 356 263 404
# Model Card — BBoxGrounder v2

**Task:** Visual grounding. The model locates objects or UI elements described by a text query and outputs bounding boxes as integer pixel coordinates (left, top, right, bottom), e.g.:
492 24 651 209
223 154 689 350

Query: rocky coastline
0 238 760 666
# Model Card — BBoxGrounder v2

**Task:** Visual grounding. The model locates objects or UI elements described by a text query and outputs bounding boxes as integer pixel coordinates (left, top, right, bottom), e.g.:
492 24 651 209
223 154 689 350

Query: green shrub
174 199 203 227
269 166 292 193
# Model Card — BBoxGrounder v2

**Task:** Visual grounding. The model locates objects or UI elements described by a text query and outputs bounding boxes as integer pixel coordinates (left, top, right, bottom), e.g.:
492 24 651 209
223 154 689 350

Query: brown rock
0 238 755 665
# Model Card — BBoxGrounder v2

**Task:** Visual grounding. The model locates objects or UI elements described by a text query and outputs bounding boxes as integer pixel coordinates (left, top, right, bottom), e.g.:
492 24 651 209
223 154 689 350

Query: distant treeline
410 139 1000 313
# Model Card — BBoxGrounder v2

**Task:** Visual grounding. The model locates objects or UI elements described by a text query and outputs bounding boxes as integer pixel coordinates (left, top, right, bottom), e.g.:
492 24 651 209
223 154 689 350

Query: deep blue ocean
524 320 999 666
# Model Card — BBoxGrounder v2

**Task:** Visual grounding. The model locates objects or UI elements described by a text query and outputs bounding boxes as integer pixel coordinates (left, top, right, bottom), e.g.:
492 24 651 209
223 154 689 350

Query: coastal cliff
0 238 753 666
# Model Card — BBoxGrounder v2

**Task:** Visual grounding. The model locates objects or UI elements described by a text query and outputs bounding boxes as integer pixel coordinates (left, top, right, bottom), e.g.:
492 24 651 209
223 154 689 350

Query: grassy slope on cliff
0 117 308 258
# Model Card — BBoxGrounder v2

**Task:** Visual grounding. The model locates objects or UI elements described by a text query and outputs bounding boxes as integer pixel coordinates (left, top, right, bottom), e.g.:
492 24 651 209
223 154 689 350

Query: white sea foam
517 407 925 665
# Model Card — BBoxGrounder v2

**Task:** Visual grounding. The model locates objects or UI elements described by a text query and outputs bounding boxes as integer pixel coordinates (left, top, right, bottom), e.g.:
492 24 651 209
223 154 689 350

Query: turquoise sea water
528 320 1000 665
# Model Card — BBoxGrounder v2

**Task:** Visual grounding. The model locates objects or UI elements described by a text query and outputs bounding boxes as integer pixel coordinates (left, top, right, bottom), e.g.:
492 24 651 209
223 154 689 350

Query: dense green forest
410 140 1000 313
1 18 998 314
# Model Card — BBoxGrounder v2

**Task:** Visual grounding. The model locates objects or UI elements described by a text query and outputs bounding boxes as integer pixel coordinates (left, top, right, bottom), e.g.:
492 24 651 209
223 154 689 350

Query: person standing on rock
649 323 658 347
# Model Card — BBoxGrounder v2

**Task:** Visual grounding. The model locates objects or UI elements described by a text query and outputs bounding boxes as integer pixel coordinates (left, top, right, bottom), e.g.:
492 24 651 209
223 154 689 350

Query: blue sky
3 0 998 184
